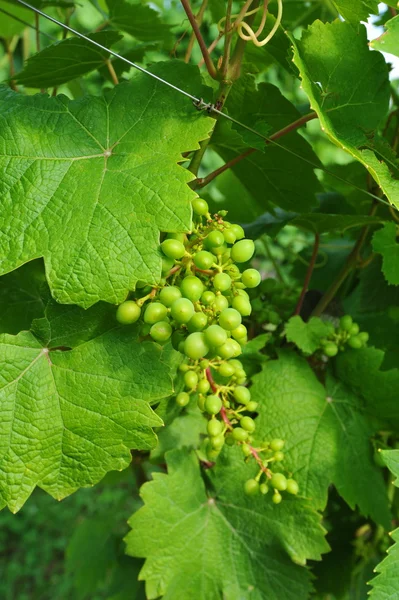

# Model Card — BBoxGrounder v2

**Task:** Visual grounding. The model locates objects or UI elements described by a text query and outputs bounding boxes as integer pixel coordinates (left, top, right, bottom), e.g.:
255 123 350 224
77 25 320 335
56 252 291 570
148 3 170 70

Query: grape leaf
292 213 384 235
0 62 213 307
371 14 399 58
0 0 34 38
292 22 399 209
106 0 172 43
285 316 331 355
125 448 328 600
0 327 170 512
331 0 379 24
251 351 391 527
14 31 122 88
381 450 399 486
150 404 206 461
372 223 399 286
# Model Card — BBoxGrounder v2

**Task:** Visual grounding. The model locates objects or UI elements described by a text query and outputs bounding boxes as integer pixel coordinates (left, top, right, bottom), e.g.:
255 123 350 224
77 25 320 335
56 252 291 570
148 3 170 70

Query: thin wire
0 6 57 41
9 0 397 208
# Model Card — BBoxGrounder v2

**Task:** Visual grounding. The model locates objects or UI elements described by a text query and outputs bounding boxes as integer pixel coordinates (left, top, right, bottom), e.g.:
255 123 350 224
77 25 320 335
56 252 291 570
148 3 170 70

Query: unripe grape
167 232 186 243
232 295 252 316
176 392 190 407
161 256 175 274
232 324 247 341
234 386 251 405
231 239 255 263
159 286 181 307
241 443 252 457
198 379 211 394
218 362 236 378
260 483 269 495
272 492 282 504
184 332 209 359
211 434 225 450
205 324 228 348
192 198 209 216
207 419 223 437
150 321 172 343
246 401 258 412
244 479 259 495
218 338 242 359
324 342 338 357
197 395 206 411
235 367 246 379
213 272 232 292
194 251 214 270
211 243 227 256
340 315 353 332
179 363 190 372
348 335 362 349
171 330 186 350
241 268 261 288
349 323 360 336
358 331 369 344
180 276 204 302
201 290 216 305
184 370 198 389
116 301 141 325
206 230 225 248
225 434 235 446
270 473 287 491
223 228 236 244
187 312 208 333
240 416 256 433
205 394 222 415
213 295 229 312
230 224 245 240
144 302 168 324
232 427 248 442
219 308 242 331
171 298 195 323
199 359 209 369
286 479 299 495
161 238 185 259
270 439 285 452
274 451 284 462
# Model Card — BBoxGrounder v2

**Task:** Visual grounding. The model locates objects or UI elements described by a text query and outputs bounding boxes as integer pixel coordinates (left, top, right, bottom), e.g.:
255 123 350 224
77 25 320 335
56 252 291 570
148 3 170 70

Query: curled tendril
218 0 283 48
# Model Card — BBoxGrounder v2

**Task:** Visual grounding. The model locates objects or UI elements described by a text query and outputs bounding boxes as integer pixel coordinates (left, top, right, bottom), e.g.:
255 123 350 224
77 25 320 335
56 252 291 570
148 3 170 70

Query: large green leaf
125 448 328 600
372 222 399 286
331 0 378 24
0 0 34 38
285 316 331 355
251 351 391 527
371 14 399 58
106 0 171 43
0 327 170 513
0 62 212 307
292 21 399 208
14 31 122 88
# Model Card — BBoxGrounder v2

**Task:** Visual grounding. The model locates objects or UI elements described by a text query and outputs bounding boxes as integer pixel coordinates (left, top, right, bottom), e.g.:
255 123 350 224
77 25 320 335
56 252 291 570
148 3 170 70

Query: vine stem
294 233 320 316
5 41 17 91
106 59 119 85
205 367 218 393
35 13 40 51
184 0 208 63
180 0 217 79
193 112 318 188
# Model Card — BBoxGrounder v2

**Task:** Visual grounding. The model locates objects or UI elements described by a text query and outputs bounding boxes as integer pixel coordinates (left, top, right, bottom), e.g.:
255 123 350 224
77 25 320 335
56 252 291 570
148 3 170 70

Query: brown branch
198 32 224 67
294 233 320 316
185 0 208 63
205 367 218 392
194 112 318 189
180 0 217 79
106 59 119 85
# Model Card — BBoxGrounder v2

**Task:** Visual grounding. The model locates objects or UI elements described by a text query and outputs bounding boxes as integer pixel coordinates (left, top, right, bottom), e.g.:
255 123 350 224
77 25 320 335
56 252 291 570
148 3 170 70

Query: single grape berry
213 295 229 312
232 295 252 316
240 416 256 433
232 324 247 341
246 401 258 412
244 479 259 495
270 473 287 491
286 479 299 495
198 379 211 394
324 342 338 357
213 272 232 292
272 492 282 504
270 439 285 452
205 324 228 348
241 443 252 457
211 434 225 450
234 386 251 405
206 230 225 248
184 370 198 389
340 315 353 332
219 362 236 378
205 394 222 415
219 308 242 331
150 321 172 343
241 268 261 288
348 335 362 349
171 298 195 323
232 427 248 442
201 291 216 305
116 301 141 325
230 224 245 240
358 331 369 344
349 323 360 336
184 332 210 359
218 338 242 359
161 238 185 259
194 250 214 270
207 419 223 437
159 286 182 307
180 276 204 302
187 312 208 333
274 451 284 462
231 239 255 263
223 228 236 244
144 302 168 324
176 392 190 407
192 198 209 216
161 256 175 275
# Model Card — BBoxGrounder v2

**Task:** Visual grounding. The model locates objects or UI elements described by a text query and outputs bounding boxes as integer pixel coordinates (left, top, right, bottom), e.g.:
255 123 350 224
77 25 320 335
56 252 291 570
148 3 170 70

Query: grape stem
249 446 271 478
293 233 320 316
180 0 218 79
184 0 208 64
205 367 218 392
220 406 233 428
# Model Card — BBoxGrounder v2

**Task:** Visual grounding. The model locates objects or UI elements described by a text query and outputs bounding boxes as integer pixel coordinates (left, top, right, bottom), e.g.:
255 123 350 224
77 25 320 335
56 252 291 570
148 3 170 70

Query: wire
8 0 397 209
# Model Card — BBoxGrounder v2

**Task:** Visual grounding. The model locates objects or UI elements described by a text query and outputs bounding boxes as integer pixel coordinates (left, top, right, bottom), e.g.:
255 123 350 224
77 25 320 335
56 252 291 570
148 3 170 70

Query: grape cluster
320 315 369 358
116 198 297 503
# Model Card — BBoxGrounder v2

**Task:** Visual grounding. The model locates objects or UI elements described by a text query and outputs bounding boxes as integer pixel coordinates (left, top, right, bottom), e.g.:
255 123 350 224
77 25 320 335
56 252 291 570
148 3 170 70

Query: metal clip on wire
193 98 216 113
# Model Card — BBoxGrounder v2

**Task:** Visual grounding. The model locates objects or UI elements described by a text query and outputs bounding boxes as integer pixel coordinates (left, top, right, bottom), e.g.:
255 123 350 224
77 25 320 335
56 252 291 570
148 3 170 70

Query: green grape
198 379 211 394
200 359 209 369
230 224 245 240
211 434 225 450
231 324 247 341
241 443 252 457
192 198 209 216
180 276 204 302
184 332 209 359
205 324 228 348
213 272 232 292
161 256 175 275
270 473 287 491
348 335 363 349
167 233 186 243
207 447 220 461
144 302 168 324
171 330 186 350
213 295 229 312
349 323 360 336
286 479 299 495
324 342 338 357
116 301 141 325
234 386 251 405
159 286 182 307
218 339 242 359
205 394 222 415
187 312 208 333
206 230 225 248
232 427 248 442
201 290 216 305
244 479 259 495
197 395 206 411
225 434 235 446
358 331 369 344
207 419 223 437
179 363 190 372
219 308 242 331
234 367 246 379
176 392 190 407
150 321 172 343
232 295 252 316
241 268 261 288
219 362 236 378
223 228 236 244
246 401 258 412
270 439 285 452
274 451 284 462
340 315 353 332
222 250 231 263
171 298 195 323
231 239 255 263
240 416 255 433
194 250 214 270
272 492 282 504
211 243 227 256
184 370 198 389
161 238 185 259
